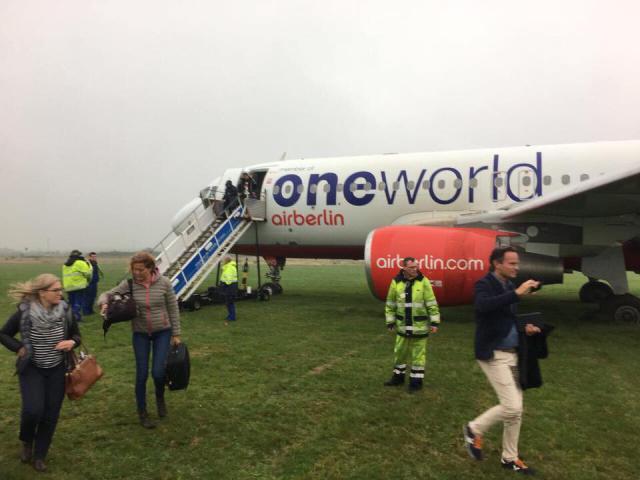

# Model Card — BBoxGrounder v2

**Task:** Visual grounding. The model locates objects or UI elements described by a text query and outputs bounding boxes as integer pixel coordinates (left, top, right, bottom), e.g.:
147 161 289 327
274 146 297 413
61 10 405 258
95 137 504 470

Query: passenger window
469 178 478 188
296 184 304 194
284 185 292 194
309 185 317 194
422 180 430 190
365 182 372 191
494 177 504 187
522 176 531 186
438 179 445 189
407 181 415 190
454 179 462 188
337 183 343 192
349 183 356 192
392 182 399 191
580 174 589 182
378 182 386 191
543 175 552 186
323 184 330 193
273 185 280 195
562 175 571 185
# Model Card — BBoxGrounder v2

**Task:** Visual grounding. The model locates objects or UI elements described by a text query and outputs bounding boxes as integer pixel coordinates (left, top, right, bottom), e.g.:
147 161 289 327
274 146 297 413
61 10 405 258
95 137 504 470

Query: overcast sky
2 0 640 252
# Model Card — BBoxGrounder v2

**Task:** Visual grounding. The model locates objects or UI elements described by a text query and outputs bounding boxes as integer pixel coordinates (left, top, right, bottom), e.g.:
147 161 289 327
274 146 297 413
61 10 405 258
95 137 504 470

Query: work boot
384 374 405 386
20 442 32 463
156 396 168 418
138 410 156 429
408 378 423 393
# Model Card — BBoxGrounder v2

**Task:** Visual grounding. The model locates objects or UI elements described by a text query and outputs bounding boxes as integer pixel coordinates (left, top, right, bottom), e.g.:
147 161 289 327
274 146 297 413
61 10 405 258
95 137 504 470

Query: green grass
0 259 639 479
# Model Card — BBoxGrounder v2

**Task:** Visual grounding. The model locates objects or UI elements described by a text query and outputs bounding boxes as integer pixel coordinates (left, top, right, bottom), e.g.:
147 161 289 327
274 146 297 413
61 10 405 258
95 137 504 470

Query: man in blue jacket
463 246 541 476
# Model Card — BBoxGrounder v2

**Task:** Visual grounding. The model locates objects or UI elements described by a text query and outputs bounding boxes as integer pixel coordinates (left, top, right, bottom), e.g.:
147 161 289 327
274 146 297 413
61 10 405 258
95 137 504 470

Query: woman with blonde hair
99 251 181 429
0 273 81 473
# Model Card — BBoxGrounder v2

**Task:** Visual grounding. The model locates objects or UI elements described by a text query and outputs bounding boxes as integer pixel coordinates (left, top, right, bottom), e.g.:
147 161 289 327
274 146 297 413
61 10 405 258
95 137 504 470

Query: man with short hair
384 257 440 393
83 252 103 315
219 256 238 325
463 246 542 475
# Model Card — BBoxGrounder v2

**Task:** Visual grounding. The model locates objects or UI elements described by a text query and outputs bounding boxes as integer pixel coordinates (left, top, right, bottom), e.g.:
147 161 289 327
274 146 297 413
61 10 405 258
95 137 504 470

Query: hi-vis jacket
385 271 441 338
220 261 238 285
62 260 93 292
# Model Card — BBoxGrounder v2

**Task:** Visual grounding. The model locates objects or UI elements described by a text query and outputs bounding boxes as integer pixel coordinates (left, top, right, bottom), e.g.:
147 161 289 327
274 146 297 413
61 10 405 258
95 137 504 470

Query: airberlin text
272 153 543 208
377 254 485 272
271 209 345 227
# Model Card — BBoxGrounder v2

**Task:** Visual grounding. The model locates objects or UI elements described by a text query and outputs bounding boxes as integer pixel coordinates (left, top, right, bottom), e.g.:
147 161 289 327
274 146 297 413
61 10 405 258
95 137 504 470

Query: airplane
160 140 640 322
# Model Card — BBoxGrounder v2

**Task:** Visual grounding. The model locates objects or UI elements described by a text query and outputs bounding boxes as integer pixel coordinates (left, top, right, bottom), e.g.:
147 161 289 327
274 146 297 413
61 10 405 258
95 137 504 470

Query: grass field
0 259 638 480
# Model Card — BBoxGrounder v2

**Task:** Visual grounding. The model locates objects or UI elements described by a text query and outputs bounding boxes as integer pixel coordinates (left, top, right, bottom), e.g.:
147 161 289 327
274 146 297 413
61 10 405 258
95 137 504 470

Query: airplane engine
364 226 563 306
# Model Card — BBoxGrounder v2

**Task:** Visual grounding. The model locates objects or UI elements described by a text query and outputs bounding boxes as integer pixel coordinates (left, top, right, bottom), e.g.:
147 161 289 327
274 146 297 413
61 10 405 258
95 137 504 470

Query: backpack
165 342 190 391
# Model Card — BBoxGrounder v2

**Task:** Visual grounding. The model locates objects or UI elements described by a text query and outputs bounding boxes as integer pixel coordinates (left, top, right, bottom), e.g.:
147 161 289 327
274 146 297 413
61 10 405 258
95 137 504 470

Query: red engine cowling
364 226 514 306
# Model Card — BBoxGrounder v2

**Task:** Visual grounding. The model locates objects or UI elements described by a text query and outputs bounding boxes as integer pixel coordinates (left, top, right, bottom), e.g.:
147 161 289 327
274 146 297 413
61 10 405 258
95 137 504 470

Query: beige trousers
470 350 523 461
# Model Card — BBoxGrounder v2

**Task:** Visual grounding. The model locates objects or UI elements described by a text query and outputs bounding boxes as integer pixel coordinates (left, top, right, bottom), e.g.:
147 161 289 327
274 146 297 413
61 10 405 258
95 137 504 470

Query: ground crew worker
61 250 92 321
219 256 238 324
384 256 440 392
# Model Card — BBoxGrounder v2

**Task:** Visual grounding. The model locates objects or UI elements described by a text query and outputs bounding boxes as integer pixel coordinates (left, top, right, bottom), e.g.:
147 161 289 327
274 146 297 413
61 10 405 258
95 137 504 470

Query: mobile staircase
152 194 266 302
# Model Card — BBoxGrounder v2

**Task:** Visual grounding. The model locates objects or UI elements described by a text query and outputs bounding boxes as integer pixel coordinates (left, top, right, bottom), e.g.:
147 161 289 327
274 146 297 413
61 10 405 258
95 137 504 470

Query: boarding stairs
153 195 266 301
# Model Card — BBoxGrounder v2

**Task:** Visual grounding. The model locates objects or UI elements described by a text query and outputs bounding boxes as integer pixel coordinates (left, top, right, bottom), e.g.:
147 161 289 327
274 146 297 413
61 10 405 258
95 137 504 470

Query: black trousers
18 362 66 460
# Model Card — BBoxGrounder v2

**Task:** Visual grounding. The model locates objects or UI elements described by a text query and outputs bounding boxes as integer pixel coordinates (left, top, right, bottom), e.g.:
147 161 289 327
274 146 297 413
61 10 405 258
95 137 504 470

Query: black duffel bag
102 279 137 336
166 342 190 391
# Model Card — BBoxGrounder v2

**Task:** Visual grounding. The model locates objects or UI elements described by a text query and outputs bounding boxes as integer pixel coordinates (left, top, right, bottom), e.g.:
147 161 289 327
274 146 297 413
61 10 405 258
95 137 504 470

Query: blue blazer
473 273 520 360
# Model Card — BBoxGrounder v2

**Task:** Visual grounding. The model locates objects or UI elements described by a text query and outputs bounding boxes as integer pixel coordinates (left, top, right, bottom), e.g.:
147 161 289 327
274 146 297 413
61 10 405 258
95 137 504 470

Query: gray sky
2 0 640 252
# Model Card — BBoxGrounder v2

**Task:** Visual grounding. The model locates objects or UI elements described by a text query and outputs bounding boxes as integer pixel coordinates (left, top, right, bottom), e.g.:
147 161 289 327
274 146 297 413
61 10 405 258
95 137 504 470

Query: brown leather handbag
65 349 104 400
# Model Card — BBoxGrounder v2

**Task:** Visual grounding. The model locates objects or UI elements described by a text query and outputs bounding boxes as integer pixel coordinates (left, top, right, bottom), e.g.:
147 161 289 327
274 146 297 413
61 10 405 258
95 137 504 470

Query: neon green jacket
62 260 93 292
220 261 238 285
385 271 440 338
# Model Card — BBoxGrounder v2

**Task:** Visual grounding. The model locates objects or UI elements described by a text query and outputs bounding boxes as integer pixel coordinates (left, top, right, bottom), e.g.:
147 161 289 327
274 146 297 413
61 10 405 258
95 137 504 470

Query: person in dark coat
82 252 103 315
463 246 543 476
223 180 239 214
0 274 81 473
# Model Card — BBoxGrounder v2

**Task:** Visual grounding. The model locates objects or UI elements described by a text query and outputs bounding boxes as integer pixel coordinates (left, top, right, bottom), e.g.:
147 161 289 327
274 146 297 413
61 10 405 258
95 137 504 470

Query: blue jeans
19 363 66 461
132 329 171 413
67 290 85 321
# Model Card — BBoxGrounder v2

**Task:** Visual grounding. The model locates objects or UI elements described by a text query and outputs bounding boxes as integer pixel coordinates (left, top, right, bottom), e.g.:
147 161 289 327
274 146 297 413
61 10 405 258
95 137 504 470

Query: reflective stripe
404 325 414 331
411 366 425 372
386 301 397 307
386 315 395 323
430 314 441 324
409 372 425 379
426 300 438 306
395 364 407 369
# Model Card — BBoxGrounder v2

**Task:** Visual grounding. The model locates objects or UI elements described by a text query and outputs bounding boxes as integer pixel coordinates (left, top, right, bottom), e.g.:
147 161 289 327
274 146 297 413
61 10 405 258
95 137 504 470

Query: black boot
384 374 405 386
138 410 156 429
20 442 32 463
33 459 47 472
156 396 167 418
408 378 423 393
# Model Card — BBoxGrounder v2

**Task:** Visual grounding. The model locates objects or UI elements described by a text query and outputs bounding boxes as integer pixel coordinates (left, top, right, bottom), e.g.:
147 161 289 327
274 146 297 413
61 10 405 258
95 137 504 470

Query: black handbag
165 342 190 391
102 279 137 336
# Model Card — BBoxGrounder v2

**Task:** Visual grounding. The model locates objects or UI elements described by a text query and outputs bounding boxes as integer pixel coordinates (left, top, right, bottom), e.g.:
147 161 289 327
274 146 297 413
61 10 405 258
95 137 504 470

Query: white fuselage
219 140 640 256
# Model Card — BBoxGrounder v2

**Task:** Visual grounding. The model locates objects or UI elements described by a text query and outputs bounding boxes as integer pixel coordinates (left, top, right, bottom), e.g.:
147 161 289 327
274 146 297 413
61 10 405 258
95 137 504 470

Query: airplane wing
456 164 640 225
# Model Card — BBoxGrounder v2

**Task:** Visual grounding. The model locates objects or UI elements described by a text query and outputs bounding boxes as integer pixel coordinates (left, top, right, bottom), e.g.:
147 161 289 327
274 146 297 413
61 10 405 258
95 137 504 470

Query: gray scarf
29 300 66 331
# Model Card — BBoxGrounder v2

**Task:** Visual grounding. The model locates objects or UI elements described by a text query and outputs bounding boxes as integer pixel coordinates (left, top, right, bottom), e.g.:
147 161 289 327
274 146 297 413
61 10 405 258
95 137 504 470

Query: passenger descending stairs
155 202 256 302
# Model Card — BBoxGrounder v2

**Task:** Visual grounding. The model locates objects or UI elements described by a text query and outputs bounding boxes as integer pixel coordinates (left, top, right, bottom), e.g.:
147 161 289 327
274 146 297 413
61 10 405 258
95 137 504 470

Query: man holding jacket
463 246 541 476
